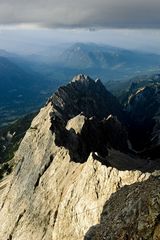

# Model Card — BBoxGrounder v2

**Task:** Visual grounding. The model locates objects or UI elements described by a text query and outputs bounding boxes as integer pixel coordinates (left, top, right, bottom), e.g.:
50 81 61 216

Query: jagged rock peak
71 74 92 82
71 74 103 87
50 74 123 122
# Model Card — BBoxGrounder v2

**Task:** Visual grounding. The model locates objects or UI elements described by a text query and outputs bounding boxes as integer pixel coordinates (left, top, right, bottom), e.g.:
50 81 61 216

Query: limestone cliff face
0 75 159 240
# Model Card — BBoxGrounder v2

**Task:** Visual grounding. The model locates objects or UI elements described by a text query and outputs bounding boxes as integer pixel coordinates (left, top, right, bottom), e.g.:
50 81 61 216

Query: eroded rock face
85 176 160 240
0 75 160 240
126 83 160 157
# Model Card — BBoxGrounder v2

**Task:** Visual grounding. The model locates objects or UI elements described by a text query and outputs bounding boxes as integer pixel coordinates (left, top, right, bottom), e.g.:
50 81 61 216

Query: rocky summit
50 74 123 121
0 74 160 240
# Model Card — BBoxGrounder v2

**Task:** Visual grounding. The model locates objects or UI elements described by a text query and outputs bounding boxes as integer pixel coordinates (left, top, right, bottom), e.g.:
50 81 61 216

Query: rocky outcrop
0 75 160 240
85 176 160 240
51 112 129 163
126 82 160 158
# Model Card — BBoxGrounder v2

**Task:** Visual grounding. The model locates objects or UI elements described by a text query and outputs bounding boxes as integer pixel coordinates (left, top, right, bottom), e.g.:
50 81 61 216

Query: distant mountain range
50 43 160 80
1 42 160 126
58 43 160 69
26 42 160 85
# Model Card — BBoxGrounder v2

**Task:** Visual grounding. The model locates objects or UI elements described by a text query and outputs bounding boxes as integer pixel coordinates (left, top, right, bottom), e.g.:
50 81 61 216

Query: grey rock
84 176 160 240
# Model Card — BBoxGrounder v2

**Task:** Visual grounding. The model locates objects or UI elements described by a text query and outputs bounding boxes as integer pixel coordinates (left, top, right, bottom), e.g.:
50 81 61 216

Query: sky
0 0 160 54
0 0 160 28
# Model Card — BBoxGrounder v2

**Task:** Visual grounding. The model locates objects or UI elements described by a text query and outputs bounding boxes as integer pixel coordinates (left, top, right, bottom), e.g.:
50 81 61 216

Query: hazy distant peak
71 74 92 82
71 75 104 88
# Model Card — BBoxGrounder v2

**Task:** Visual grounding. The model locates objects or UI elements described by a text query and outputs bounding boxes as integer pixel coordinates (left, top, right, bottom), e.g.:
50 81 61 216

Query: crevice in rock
34 154 54 191
53 209 58 227
41 210 52 240
15 157 25 176
7 234 12 240
7 209 26 240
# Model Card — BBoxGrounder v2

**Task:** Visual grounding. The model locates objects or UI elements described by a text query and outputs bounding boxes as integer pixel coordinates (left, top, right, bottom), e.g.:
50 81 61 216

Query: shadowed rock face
51 113 129 163
50 74 124 122
84 176 160 240
126 83 160 158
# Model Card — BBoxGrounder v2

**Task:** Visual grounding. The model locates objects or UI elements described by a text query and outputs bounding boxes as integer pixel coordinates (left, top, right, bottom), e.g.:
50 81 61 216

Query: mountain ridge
0 74 160 240
56 43 160 73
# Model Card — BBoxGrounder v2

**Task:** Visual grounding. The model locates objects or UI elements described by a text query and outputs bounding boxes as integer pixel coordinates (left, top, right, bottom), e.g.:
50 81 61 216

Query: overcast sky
0 1 160 54
0 0 160 29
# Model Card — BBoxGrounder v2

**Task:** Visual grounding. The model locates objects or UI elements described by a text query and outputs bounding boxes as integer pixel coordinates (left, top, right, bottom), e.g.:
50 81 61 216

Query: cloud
0 0 160 28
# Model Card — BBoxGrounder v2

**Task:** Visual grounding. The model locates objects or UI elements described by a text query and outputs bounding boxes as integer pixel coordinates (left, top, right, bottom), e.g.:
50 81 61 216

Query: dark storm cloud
0 0 160 28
